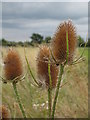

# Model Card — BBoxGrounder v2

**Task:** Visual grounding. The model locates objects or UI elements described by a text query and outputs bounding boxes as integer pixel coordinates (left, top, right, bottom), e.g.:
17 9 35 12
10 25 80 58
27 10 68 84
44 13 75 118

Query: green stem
25 54 40 86
13 83 27 118
66 31 69 63
48 60 52 118
48 88 52 118
24 47 40 87
52 64 64 119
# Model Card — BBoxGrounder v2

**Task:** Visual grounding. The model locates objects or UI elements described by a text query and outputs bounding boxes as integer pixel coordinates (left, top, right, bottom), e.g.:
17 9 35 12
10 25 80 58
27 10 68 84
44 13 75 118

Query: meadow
0 46 88 118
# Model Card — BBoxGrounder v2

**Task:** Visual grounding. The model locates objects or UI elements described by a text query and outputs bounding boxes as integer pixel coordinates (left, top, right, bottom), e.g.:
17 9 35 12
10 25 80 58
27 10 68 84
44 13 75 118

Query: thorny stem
48 60 52 118
48 88 52 118
12 83 27 118
52 64 64 119
66 31 69 63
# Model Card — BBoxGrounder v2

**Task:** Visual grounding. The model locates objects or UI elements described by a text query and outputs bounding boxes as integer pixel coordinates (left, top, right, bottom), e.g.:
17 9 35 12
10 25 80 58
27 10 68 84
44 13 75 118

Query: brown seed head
37 46 59 88
52 20 77 64
0 105 10 119
4 49 23 81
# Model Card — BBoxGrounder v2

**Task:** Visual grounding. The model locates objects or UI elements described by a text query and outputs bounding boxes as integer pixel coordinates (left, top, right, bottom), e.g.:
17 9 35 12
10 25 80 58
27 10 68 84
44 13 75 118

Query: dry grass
0 46 88 118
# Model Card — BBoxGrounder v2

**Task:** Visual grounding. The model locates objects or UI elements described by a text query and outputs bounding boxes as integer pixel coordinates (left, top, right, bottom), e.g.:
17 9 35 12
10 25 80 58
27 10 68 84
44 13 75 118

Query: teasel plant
0 105 11 119
50 20 87 119
24 45 59 118
37 46 59 118
22 19 87 119
0 49 27 118
34 20 87 119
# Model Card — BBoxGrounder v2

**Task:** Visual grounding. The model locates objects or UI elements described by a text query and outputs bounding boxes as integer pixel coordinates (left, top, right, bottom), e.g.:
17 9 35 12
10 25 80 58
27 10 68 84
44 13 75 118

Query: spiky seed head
0 105 10 119
37 46 59 88
52 20 77 64
4 49 23 81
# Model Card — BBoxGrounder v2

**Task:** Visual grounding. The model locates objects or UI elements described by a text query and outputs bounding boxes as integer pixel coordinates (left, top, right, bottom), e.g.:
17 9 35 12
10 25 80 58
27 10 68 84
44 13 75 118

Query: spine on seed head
4 49 23 81
52 20 77 64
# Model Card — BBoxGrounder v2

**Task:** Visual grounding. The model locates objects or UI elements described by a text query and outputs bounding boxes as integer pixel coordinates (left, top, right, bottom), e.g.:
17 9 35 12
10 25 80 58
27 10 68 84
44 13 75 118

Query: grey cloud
74 17 88 25
2 17 88 31
2 0 89 2
2 2 88 20
2 19 60 29
3 23 88 42
0 3 2 39
2 2 88 41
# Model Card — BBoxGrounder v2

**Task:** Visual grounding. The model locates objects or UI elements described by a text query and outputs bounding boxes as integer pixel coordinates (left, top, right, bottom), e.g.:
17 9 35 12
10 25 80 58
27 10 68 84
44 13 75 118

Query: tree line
0 33 90 47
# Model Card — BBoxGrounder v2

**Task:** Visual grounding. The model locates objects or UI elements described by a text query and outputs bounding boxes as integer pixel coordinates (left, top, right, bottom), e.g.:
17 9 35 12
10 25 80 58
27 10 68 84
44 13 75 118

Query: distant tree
45 36 51 43
0 40 1 45
78 36 85 47
30 33 43 44
12 41 17 46
24 41 33 47
86 38 90 47
1 38 17 46
18 41 24 46
2 38 8 46
8 41 17 46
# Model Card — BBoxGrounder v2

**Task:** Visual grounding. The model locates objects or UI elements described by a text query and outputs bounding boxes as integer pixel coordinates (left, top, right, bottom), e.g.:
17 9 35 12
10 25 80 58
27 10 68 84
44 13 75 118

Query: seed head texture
37 46 59 88
4 50 23 80
52 20 77 64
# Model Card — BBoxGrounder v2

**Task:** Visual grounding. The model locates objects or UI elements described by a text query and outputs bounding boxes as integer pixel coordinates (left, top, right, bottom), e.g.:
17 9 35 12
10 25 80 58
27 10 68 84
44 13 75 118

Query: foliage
1 38 17 47
17 41 24 47
86 38 90 47
78 35 85 47
30 33 43 44
45 36 51 43
0 35 89 47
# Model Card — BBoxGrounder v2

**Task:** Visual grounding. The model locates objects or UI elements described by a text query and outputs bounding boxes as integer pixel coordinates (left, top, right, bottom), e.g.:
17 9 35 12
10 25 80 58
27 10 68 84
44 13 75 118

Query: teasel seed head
4 49 23 82
0 105 10 119
37 46 59 88
52 20 77 65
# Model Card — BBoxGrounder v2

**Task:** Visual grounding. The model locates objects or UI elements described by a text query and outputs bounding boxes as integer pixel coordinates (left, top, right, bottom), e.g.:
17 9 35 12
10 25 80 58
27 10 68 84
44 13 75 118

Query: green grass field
0 47 88 118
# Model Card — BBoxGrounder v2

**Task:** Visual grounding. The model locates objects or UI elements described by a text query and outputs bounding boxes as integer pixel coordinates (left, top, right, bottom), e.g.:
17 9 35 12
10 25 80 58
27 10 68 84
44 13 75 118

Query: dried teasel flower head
52 20 77 65
37 46 59 88
0 105 10 119
4 49 23 82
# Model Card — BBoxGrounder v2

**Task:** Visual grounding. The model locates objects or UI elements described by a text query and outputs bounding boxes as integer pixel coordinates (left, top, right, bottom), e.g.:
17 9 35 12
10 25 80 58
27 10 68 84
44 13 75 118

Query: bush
78 36 85 47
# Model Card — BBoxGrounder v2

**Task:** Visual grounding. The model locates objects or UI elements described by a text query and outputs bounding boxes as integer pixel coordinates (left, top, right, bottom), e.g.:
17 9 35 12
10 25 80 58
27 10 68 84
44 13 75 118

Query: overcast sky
1 2 88 41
